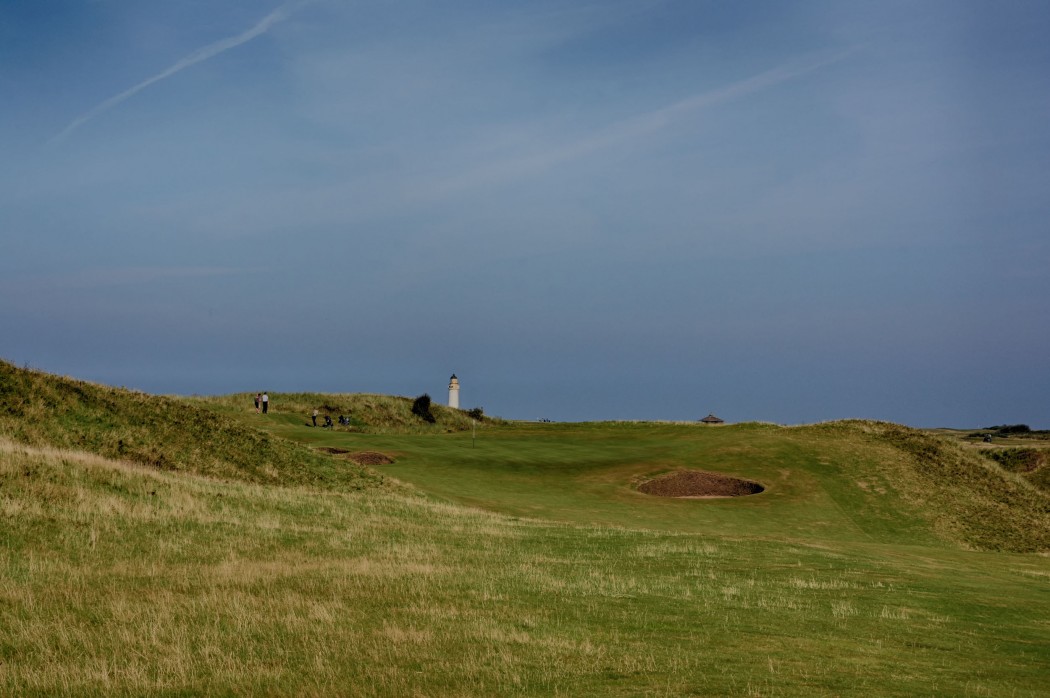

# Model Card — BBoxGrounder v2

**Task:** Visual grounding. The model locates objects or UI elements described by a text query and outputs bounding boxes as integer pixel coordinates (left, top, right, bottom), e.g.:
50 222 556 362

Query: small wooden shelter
700 413 725 425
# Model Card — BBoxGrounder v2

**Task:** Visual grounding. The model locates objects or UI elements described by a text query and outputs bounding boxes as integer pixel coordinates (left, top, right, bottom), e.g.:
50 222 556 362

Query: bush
411 394 435 423
467 407 484 421
985 424 1032 436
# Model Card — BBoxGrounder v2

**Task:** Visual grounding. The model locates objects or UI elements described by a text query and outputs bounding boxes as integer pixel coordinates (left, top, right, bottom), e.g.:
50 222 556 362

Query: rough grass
193 391 487 434
3 438 1049 696
0 360 379 491
852 421 1050 552
1 362 1049 695
979 448 1050 493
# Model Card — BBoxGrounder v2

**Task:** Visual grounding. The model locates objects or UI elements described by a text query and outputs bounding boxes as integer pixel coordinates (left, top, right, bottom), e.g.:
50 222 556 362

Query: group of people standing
254 392 269 414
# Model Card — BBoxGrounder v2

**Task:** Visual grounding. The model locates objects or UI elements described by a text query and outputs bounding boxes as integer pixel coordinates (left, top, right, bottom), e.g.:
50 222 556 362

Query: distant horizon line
4 358 1044 431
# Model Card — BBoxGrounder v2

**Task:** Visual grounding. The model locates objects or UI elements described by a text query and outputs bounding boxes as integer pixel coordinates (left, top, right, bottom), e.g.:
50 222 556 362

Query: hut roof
700 414 724 424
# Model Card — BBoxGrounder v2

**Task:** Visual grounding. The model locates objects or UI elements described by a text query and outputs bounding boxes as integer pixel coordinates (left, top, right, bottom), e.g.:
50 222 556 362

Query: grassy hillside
0 360 378 490
196 390 486 434
982 447 1050 492
932 427 1050 494
1 364 1049 695
861 422 1050 551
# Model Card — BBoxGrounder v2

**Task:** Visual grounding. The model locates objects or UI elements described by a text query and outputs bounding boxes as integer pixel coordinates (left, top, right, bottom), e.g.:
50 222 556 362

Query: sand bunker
315 447 395 465
347 451 395 465
639 470 764 498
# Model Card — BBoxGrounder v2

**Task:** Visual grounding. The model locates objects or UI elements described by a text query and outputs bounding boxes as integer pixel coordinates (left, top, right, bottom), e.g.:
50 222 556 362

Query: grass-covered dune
2 361 1049 696
197 390 484 434
0 360 377 490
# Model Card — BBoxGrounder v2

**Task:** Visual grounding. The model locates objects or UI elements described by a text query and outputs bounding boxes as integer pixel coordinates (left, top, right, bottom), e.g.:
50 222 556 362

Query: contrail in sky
430 48 857 197
48 1 308 145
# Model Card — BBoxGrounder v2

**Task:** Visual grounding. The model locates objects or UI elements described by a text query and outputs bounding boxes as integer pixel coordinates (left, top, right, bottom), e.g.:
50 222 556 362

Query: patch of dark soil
639 470 764 498
317 447 350 455
348 451 395 465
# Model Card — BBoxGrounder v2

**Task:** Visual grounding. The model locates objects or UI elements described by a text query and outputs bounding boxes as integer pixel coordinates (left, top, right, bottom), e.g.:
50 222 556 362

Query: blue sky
2 0 1048 426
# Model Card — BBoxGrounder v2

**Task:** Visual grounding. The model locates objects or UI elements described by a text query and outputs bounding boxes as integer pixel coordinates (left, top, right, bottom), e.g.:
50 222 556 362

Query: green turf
262 415 1047 552
2 363 1048 695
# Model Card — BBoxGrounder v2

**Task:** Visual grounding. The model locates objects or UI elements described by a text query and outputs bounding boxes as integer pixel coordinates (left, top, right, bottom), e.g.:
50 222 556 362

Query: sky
1 0 1048 427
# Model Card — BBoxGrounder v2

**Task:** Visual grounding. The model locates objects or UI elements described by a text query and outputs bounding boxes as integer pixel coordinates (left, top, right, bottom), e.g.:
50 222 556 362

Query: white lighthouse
448 374 460 409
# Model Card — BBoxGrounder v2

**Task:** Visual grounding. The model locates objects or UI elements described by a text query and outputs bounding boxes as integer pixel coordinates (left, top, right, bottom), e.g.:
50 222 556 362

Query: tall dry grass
0 360 379 490
3 437 1049 696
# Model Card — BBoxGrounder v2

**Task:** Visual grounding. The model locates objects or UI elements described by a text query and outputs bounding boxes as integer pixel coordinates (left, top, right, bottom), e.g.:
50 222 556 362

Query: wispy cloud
48 1 310 145
429 49 855 197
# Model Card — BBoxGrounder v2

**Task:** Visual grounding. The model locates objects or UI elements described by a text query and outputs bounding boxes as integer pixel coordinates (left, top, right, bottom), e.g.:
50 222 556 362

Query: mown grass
1 362 1049 695
271 415 1048 553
